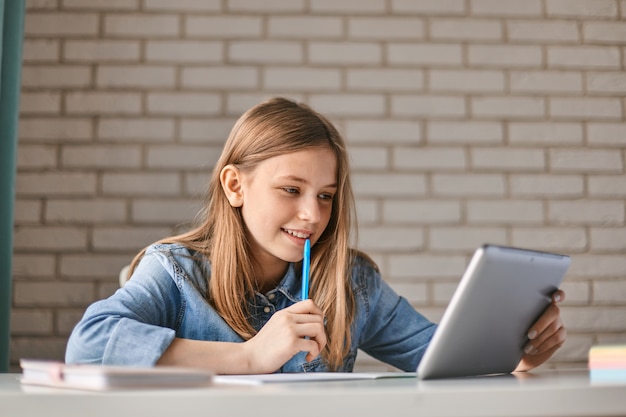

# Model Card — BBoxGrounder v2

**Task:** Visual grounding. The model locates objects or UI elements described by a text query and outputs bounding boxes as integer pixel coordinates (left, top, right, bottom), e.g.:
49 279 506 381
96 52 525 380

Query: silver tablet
416 244 570 380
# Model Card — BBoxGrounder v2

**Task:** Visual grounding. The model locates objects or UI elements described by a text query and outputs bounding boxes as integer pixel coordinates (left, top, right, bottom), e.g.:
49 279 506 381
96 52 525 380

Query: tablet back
416 244 570 380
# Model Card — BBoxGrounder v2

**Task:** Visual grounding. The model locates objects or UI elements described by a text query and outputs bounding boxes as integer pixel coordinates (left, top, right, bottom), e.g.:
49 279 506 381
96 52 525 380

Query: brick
97 66 176 88
508 122 583 145
558 281 591 305
350 147 389 170
507 21 580 43
428 121 503 145
19 118 93 141
432 174 505 196
22 39 59 62
268 17 343 38
510 175 584 197
146 145 223 169
229 41 303 64
182 66 259 89
309 42 383 65
63 39 141 63
102 173 181 196
358 226 424 252
388 254 468 279
352 173 427 197
510 71 583 94
10 338 68 363
225 93 305 115
146 41 223 63
13 226 88 251
388 283 428 305
45 199 127 224
264 68 341 91
570 255 626 279
180 118 236 143
549 201 624 225
14 282 94 307
17 144 57 169
562 306 626 331
21 65 91 88
311 0 385 13
20 92 61 114
588 175 626 197
11 310 53 335
584 22 626 44
143 0 220 11
16 173 96 196
430 19 502 41
467 200 544 224
104 14 179 37
348 17 425 40
62 0 139 9
511 227 587 251
392 95 466 118
25 12 99 36
132 199 201 224
594 280 626 304
344 120 422 145
382 200 462 224
472 148 545 171
309 95 385 117
147 93 221 115
12 255 56 279
468 45 542 68
430 70 505 93
546 0 619 18
388 44 463 66
14 200 42 223
587 72 626 95
355 199 379 224
66 92 142 115
472 97 545 118
429 227 507 251
186 16 263 37
92 227 171 251
433 282 458 305
591 228 626 251
347 69 424 92
228 0 305 12
60 254 137 279
393 147 467 171
61 145 142 168
548 46 621 69
470 0 542 16
588 123 626 146
97 118 175 142
550 149 623 173
57 310 88 335
391 0 466 15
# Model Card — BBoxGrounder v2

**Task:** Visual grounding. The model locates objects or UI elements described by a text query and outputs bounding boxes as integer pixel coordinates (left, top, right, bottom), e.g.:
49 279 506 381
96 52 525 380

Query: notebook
416 244 570 380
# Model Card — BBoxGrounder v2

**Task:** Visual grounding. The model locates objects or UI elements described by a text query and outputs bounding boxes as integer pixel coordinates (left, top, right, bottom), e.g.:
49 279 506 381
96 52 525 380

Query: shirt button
268 293 276 300
263 306 271 313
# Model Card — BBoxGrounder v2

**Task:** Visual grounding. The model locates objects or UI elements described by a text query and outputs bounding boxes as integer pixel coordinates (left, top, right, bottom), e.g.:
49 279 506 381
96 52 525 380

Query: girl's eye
282 187 299 195
319 193 334 201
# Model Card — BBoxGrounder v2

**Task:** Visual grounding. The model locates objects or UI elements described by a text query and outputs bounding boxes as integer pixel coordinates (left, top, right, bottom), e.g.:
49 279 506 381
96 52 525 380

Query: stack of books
589 345 626 384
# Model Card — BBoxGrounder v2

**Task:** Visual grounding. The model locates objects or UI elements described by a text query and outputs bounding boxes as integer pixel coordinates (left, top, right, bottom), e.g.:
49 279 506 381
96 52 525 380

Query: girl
65 97 566 374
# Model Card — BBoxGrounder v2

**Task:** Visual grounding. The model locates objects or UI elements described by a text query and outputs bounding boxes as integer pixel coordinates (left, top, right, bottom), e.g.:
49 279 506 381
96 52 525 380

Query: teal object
0 0 25 372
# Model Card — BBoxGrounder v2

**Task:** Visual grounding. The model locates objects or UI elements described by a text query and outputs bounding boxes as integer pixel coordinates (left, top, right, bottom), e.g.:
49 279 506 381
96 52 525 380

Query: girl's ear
220 165 244 207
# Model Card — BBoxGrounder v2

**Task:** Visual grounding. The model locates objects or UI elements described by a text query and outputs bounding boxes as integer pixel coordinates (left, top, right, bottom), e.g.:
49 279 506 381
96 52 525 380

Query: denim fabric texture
65 243 436 372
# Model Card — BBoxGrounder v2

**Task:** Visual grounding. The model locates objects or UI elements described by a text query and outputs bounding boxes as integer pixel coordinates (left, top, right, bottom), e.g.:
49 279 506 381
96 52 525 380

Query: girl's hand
243 299 327 374
514 289 566 372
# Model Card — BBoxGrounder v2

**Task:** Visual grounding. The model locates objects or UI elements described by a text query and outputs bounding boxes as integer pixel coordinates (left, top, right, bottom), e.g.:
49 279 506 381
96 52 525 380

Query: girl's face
238 146 337 282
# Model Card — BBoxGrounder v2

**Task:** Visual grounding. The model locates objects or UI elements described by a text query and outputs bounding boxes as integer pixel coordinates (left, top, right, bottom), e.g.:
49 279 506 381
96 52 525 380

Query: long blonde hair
130 97 357 370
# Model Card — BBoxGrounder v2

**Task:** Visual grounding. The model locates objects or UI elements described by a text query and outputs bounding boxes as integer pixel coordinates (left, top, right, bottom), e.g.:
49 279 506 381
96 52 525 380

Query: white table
1 369 625 417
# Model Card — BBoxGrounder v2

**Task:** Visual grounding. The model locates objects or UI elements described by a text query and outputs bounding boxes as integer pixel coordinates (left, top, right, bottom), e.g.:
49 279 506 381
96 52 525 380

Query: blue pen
301 239 311 300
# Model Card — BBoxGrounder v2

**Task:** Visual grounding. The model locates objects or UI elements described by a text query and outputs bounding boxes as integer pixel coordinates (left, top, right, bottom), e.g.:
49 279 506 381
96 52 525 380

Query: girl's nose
298 196 321 224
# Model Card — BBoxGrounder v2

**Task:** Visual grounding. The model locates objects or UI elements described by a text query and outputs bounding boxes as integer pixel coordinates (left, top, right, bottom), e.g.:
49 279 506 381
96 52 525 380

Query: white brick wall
12 0 626 371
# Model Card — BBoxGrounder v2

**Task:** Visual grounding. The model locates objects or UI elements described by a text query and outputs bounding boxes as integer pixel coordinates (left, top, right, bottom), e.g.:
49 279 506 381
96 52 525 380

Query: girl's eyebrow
277 175 337 189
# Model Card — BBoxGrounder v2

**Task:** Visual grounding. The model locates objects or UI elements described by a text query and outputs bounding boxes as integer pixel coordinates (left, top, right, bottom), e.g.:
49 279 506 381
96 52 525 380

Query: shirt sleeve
354 258 437 372
65 248 181 366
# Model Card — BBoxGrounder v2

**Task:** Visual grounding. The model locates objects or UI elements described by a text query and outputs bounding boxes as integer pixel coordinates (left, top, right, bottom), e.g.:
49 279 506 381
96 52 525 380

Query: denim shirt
65 243 436 372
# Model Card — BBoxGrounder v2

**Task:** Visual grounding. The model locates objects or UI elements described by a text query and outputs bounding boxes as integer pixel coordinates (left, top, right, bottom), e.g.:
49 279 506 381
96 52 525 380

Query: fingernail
524 344 534 354
528 330 537 339
554 294 561 303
